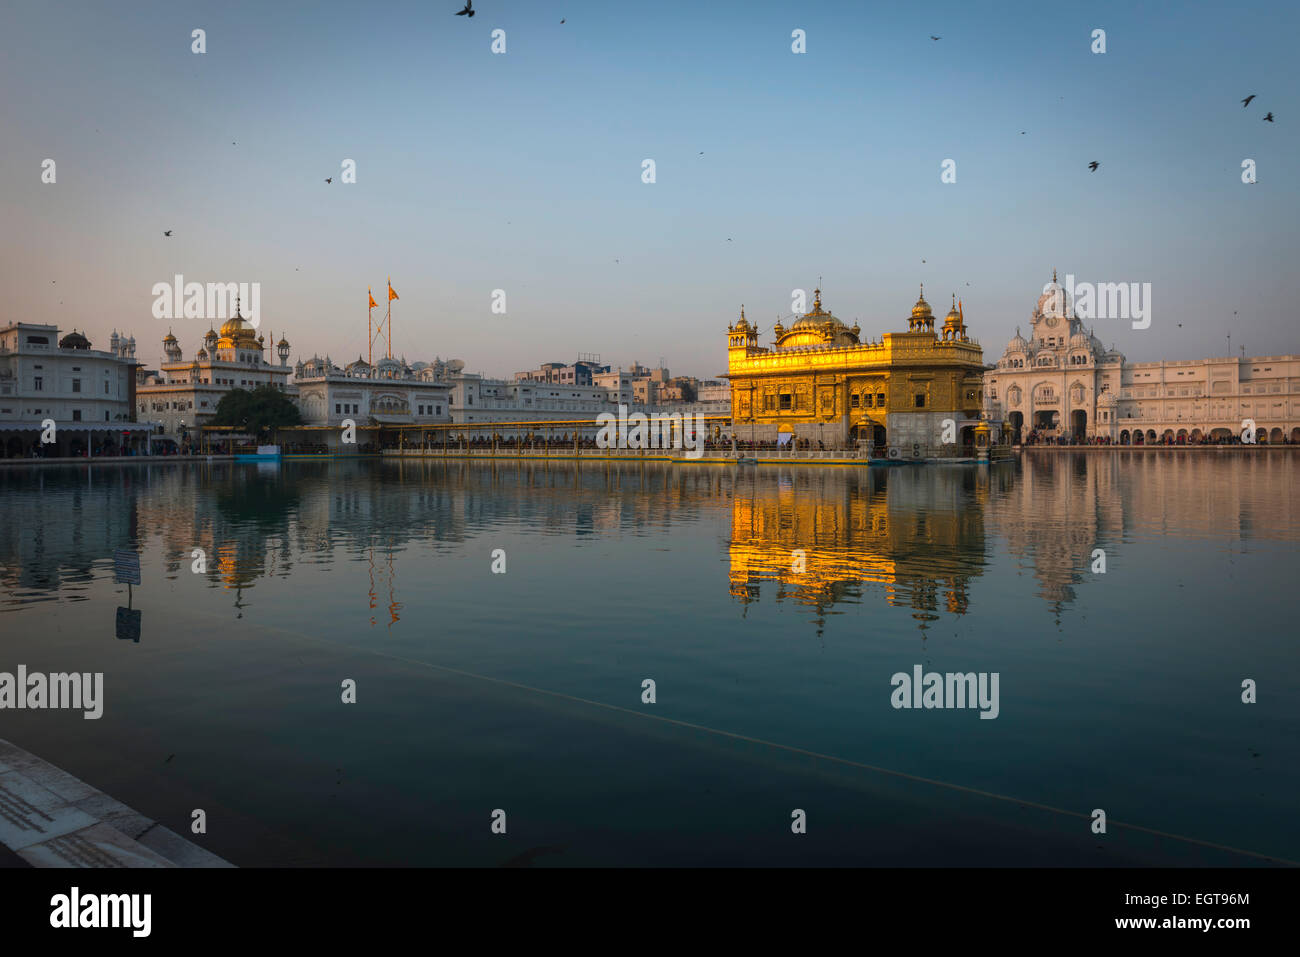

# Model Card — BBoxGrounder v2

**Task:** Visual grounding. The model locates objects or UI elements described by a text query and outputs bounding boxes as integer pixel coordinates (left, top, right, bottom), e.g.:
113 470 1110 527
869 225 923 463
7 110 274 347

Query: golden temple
724 286 988 456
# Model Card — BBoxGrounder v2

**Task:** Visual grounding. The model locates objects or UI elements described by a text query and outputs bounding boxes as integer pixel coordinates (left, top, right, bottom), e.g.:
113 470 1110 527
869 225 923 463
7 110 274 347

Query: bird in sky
163 230 173 236
726 238 732 241
560 18 565 24
1263 112 1274 122
930 35 941 41
325 177 333 184
1020 131 1026 135
456 1 474 16
1241 95 1256 107
1088 161 1099 171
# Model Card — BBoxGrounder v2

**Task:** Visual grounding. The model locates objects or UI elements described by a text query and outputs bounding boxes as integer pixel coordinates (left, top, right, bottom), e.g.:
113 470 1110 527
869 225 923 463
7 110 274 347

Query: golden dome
944 295 961 324
217 308 260 349
911 284 933 320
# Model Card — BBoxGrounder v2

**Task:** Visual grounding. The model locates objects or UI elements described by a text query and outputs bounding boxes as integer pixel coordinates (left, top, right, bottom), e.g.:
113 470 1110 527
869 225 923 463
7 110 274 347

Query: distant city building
984 273 1300 444
293 354 452 427
696 380 730 405
450 372 633 435
724 287 986 453
0 322 151 456
514 358 608 386
135 304 294 446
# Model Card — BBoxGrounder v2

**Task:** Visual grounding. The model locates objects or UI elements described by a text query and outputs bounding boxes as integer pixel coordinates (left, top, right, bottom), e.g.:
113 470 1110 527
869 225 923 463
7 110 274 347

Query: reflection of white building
293 355 451 427
985 273 1300 444
136 305 295 444
0 323 153 456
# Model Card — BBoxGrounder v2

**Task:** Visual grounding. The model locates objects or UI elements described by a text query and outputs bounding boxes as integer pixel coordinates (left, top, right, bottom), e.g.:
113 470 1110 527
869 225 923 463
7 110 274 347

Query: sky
2 0 1297 380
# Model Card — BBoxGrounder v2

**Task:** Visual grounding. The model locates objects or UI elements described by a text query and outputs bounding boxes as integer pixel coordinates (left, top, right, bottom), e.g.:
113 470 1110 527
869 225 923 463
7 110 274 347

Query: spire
1052 268 1057 284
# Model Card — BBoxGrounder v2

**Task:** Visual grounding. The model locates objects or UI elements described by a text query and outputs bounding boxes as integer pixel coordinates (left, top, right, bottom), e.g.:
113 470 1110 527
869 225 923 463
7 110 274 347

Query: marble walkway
0 738 233 868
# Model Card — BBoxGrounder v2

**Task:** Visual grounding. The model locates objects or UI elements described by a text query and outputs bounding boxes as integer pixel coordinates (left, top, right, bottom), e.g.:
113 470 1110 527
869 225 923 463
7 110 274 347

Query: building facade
293 355 452 428
984 274 1300 444
135 307 295 445
723 287 987 455
0 323 151 457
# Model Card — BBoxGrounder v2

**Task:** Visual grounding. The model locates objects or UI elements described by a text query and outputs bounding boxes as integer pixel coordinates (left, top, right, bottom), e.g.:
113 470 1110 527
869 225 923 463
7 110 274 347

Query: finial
919 282 924 298
952 293 957 309
740 304 745 320
1052 268 1057 284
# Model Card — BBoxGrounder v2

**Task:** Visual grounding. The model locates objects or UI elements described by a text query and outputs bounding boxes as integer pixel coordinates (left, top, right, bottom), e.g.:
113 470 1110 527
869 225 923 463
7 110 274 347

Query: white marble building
0 323 153 456
984 274 1300 444
135 309 296 445
293 355 452 428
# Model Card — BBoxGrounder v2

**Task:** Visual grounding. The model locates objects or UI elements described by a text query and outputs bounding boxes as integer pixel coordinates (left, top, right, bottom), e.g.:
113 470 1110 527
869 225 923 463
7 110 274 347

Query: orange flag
388 279 399 302
369 289 378 310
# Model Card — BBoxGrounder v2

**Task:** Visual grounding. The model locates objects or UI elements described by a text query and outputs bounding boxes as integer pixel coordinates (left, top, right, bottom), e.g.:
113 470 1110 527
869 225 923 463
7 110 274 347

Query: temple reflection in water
727 467 988 629
1 455 1295 632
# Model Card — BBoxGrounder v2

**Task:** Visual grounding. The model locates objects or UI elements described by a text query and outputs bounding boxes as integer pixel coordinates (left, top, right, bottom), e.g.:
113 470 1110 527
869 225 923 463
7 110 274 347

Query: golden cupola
217 297 261 350
777 287 860 348
909 284 934 332
942 294 963 340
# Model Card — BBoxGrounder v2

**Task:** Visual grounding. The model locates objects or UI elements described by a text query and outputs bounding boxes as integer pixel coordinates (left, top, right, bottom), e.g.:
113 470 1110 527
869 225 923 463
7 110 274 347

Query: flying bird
1088 161 1099 171
456 1 475 16
930 35 941 41
163 230 173 236
1263 112 1274 122
325 177 333 183
560 18 565 24
1241 95 1256 107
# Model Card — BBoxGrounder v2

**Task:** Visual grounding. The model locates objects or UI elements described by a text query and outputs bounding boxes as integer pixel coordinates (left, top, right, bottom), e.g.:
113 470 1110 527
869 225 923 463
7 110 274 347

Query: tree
210 386 302 437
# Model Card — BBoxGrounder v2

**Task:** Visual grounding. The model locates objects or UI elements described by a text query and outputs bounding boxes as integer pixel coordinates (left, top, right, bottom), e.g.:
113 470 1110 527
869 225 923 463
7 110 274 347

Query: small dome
59 329 92 350
196 347 208 359
1006 327 1028 352
1070 331 1091 350
277 336 289 348
162 330 178 344
911 285 933 320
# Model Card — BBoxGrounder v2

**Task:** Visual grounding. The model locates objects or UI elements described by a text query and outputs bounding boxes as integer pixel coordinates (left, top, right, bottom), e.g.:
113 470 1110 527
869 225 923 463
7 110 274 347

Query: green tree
210 386 302 437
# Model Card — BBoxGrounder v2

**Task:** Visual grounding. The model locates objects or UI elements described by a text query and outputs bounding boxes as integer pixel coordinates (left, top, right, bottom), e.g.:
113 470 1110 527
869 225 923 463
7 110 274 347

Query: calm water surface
0 453 1296 866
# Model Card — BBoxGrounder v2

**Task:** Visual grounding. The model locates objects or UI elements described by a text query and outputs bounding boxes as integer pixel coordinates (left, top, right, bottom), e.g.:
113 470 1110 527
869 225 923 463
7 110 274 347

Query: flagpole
368 288 374 366
386 277 393 359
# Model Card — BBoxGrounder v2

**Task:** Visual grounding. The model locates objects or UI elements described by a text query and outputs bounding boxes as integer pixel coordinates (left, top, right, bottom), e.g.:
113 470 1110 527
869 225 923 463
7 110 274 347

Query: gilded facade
723 287 986 455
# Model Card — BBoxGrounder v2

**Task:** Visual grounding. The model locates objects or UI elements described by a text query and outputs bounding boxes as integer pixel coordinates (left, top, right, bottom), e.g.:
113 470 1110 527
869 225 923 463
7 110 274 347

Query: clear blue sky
2 0 1296 378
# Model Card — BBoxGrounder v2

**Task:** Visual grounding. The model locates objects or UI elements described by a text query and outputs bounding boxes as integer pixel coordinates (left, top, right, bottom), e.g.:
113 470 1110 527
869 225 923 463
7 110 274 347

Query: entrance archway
1119 430 1131 445
1007 411 1023 444
1070 409 1087 442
